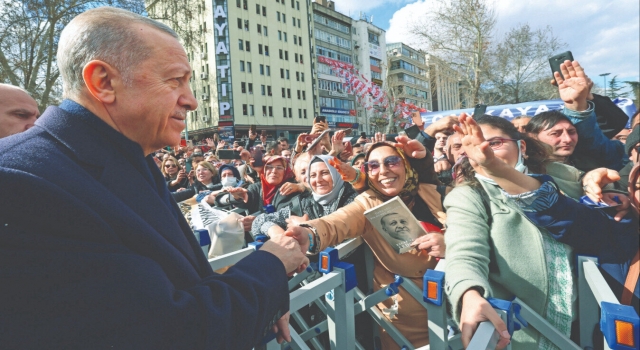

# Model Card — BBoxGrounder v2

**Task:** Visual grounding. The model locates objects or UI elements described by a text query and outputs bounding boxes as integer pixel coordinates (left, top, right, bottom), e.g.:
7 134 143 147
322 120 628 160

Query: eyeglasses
486 137 518 149
164 164 177 168
265 165 285 172
364 155 402 174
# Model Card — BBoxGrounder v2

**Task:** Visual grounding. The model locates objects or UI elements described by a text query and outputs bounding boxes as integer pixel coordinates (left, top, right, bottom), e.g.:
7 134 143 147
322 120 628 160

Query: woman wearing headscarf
276 136 448 349
251 155 358 238
226 156 302 214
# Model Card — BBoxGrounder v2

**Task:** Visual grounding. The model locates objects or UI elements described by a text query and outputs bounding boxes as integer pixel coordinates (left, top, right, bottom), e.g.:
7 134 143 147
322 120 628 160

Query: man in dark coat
0 7 307 349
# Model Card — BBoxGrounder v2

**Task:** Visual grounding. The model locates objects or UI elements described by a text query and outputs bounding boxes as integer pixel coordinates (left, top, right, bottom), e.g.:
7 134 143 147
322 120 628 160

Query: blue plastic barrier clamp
334 262 357 292
487 298 528 335
423 269 445 306
600 301 639 350
319 247 339 274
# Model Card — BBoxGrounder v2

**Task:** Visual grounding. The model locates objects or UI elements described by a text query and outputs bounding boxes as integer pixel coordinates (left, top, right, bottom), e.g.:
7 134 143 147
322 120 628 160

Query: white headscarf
307 155 345 205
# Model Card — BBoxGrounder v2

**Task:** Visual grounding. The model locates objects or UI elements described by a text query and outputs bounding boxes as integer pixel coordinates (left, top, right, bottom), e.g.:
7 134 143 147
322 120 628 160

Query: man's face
107 26 197 155
380 213 412 241
0 87 40 139
434 132 448 151
613 129 631 144
280 140 289 150
281 150 291 159
511 117 531 133
446 134 463 163
536 120 578 158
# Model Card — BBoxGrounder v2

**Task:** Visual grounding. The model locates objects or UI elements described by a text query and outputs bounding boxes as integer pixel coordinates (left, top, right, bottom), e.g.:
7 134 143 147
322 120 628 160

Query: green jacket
443 162 585 349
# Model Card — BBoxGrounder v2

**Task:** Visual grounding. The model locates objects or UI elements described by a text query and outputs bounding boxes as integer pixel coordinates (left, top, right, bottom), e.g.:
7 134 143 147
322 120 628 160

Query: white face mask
221 177 237 187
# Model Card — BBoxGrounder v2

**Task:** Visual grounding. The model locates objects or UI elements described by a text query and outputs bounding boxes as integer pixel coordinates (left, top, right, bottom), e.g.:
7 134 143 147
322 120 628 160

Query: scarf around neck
261 156 294 205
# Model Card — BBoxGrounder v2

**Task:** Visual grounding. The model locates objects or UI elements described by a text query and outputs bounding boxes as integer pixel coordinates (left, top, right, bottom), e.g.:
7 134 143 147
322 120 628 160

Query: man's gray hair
57 6 179 97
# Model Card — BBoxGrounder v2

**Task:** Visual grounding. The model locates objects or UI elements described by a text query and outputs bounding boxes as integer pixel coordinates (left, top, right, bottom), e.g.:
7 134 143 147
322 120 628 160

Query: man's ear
82 60 118 104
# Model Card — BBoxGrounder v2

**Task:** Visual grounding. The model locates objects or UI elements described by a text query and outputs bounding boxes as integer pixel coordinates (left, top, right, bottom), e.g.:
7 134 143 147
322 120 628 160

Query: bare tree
483 24 562 104
410 0 496 105
145 0 203 52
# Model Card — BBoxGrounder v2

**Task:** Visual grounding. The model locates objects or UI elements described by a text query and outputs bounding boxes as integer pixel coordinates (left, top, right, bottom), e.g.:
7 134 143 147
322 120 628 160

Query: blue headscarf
307 155 344 205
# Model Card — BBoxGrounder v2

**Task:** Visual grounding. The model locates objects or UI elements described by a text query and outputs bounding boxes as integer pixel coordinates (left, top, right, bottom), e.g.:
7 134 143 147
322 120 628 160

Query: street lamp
599 73 611 97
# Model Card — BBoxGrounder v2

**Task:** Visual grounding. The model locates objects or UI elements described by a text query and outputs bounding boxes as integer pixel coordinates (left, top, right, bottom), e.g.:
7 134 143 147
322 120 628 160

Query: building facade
426 53 463 111
386 42 432 111
147 0 315 142
351 15 386 134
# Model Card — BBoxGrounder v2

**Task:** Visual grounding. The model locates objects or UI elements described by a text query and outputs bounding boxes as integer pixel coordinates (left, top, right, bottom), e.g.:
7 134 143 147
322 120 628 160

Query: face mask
514 140 528 173
221 177 238 187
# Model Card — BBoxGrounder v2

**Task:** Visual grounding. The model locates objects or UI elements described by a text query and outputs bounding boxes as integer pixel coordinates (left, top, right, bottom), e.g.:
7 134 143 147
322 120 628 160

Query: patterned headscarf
364 142 419 205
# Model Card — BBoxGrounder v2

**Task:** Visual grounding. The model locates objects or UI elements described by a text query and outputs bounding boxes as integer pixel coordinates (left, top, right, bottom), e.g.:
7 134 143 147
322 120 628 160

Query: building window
277 11 280 21
279 49 283 59
294 53 298 63
259 44 263 54
267 86 272 96
241 82 246 93
286 70 289 79
237 18 242 29
283 107 287 118
287 88 291 98
262 106 267 116
269 106 273 117
298 38 302 47
281 88 286 98
260 64 264 75
245 41 250 51
280 68 284 78
247 62 252 72
257 24 262 33
261 84 266 95
291 0 294 8
297 90 300 99
236 0 241 7
368 32 380 45
262 6 266 16
249 105 254 116
263 26 268 36
266 66 271 76
282 14 286 23
293 35 297 45
296 1 299 10
304 110 307 118
248 83 253 94
288 108 292 118
284 51 288 60
242 104 248 115
301 72 304 82
239 60 245 72
264 46 269 56
238 39 243 50
256 4 260 14
300 55 303 64
302 91 306 100
295 71 299 81
283 32 287 42
244 20 249 31
298 109 302 118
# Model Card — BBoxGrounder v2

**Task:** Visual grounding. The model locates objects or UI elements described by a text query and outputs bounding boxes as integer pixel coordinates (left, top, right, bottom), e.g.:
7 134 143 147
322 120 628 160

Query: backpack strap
621 249 640 305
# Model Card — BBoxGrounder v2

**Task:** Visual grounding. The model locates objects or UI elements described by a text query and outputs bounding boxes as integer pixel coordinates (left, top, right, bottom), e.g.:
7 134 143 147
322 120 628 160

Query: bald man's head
0 84 40 139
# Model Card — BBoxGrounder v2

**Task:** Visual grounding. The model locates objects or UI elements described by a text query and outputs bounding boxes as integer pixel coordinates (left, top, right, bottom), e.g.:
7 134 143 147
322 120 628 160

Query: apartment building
426 54 463 111
351 15 386 134
386 42 432 111
311 0 359 131
147 0 315 141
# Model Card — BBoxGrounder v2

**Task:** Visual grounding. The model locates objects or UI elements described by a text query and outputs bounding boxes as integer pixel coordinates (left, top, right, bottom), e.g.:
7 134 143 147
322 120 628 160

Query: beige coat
309 183 446 349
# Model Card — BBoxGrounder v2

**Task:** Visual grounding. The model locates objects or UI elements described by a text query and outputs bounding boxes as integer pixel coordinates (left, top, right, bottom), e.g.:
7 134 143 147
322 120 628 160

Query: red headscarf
261 156 294 206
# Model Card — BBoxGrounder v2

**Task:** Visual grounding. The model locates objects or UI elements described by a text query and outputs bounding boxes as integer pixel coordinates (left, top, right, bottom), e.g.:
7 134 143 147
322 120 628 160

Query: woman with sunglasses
279 136 446 349
444 114 638 349
161 156 191 192
226 156 302 215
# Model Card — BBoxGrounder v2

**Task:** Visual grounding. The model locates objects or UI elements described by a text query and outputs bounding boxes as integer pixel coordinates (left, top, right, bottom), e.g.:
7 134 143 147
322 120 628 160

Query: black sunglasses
364 155 402 174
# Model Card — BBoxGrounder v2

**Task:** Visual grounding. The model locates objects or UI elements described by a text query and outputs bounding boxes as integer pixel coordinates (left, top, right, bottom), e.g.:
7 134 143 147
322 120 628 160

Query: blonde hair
161 156 181 177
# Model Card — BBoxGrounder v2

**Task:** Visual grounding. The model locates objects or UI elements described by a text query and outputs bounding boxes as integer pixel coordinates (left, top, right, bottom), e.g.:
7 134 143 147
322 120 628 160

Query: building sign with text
320 107 353 115
213 0 233 127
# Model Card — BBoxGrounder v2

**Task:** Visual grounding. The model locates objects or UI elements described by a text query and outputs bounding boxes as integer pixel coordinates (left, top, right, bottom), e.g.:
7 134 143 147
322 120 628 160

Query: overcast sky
334 0 640 95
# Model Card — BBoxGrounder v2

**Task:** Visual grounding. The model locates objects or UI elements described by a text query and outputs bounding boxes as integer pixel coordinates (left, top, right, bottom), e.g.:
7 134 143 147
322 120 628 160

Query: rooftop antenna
370 15 373 23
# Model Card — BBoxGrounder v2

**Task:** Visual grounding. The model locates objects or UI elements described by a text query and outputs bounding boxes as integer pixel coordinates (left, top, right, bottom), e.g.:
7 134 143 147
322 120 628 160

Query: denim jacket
564 101 626 171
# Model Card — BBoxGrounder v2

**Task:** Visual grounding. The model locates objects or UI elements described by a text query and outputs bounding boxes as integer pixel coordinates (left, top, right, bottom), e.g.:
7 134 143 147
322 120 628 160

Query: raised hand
425 115 458 137
328 156 358 182
393 135 427 159
330 130 346 155
205 137 215 147
453 113 496 171
555 60 590 111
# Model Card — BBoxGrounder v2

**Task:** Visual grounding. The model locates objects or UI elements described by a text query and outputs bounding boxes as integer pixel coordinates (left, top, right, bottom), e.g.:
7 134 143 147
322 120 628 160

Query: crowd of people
1 6 639 350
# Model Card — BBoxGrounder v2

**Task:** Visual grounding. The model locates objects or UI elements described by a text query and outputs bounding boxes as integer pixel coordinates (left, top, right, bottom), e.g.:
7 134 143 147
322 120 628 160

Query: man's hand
460 289 511 349
434 159 452 172
283 226 312 253
249 130 258 140
217 140 226 150
425 116 458 137
286 214 309 227
393 135 427 159
240 215 256 232
373 132 385 143
272 312 292 344
582 168 621 201
329 130 346 156
555 60 590 111
260 235 309 275
205 137 215 147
